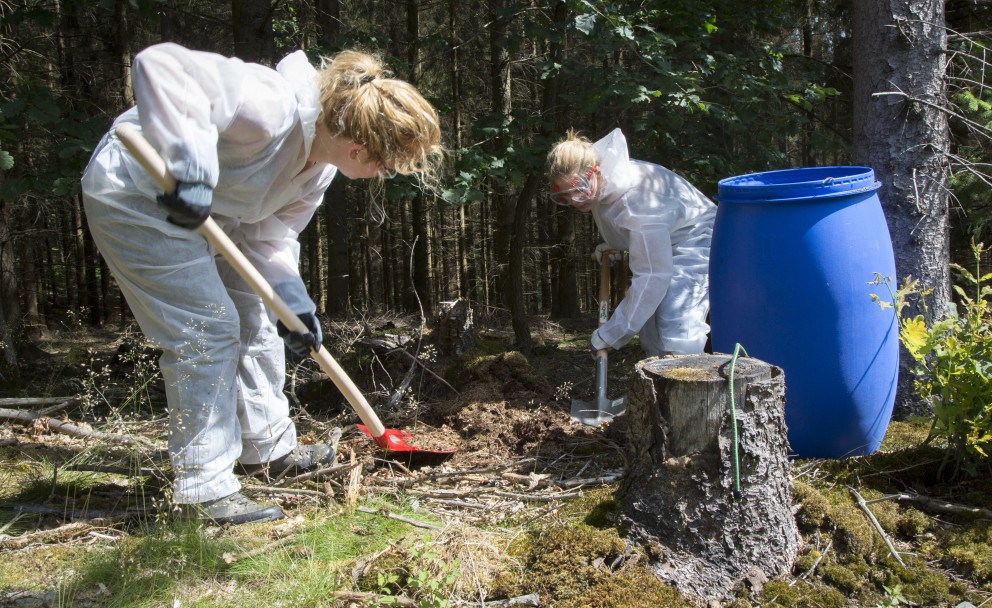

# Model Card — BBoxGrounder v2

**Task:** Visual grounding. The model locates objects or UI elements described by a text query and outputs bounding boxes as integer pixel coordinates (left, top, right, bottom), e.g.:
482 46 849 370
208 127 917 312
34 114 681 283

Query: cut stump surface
619 354 799 602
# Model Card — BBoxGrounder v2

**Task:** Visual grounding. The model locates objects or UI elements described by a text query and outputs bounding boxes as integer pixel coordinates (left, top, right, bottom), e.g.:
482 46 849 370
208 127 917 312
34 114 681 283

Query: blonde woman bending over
82 43 442 525
548 128 714 360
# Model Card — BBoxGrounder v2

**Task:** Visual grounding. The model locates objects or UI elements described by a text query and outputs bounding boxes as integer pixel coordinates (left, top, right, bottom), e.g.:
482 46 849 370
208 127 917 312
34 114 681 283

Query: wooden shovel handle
114 123 387 438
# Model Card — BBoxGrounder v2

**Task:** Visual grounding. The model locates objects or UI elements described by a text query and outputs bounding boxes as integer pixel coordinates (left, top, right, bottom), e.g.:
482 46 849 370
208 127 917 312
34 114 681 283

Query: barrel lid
716 166 880 203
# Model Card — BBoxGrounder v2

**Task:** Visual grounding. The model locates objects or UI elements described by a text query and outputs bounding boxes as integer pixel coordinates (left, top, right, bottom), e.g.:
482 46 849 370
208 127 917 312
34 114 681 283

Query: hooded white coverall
588 128 716 358
80 43 337 504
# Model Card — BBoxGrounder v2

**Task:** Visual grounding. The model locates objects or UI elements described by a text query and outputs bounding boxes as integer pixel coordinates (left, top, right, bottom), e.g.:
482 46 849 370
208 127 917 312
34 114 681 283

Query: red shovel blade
357 425 457 455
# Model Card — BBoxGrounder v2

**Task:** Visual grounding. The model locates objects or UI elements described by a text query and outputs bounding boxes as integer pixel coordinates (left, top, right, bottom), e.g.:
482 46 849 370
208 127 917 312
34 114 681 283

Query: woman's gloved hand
277 312 322 358
590 329 609 359
594 242 622 266
272 280 322 358
157 182 213 229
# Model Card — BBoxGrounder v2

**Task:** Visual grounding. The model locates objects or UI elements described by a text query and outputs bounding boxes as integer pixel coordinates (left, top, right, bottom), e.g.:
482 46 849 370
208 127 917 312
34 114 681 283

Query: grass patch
40 500 424 608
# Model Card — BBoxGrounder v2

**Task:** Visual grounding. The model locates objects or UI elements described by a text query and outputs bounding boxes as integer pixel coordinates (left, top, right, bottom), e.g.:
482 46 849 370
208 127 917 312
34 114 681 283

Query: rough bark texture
434 298 475 356
852 0 949 418
619 354 799 603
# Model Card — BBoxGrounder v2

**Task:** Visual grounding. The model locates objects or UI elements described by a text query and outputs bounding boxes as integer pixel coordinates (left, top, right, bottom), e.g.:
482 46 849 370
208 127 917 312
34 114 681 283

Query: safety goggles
550 165 598 206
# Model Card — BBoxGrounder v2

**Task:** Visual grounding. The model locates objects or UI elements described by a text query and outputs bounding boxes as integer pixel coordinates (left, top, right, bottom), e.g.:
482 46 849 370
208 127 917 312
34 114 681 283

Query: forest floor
0 310 991 608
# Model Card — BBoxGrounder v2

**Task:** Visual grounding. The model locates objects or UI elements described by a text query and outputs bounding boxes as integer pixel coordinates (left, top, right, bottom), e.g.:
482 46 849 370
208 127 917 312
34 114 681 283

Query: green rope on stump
728 343 749 502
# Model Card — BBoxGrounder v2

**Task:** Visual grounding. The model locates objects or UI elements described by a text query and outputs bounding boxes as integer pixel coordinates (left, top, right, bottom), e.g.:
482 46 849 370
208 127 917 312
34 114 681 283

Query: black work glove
272 280 322 359
276 311 322 358
157 182 213 229
590 329 609 360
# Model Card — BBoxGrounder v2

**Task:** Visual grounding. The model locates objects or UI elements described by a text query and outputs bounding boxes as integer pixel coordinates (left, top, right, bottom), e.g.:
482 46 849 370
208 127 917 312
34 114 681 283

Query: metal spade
571 251 627 426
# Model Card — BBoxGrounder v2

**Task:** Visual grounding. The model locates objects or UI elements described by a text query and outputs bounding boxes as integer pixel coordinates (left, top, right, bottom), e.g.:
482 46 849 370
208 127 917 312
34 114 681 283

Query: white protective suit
81 43 337 504
588 128 716 357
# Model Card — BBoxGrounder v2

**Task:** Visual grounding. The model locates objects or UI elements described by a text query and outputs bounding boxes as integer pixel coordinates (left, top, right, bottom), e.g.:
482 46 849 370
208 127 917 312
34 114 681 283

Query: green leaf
0 150 12 171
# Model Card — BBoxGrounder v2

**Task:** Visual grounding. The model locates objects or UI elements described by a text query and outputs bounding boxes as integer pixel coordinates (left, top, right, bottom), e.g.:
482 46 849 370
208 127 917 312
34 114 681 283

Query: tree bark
232 0 275 65
620 354 799 603
324 180 350 315
852 0 949 418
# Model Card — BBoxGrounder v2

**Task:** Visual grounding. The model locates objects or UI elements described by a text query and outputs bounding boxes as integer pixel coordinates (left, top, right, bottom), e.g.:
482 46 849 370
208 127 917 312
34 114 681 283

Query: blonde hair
317 50 443 184
547 130 599 180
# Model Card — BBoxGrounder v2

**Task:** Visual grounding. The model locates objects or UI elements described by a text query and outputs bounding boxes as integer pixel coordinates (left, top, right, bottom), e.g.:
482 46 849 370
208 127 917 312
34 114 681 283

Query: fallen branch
493 490 583 502
556 472 624 489
426 498 499 511
7 503 152 522
849 487 906 567
380 458 536 488
474 593 542 607
0 521 101 551
865 492 992 519
243 485 329 499
61 464 161 477
792 538 833 585
0 396 77 408
0 407 155 449
274 461 357 487
356 506 441 530
331 590 418 607
392 346 460 394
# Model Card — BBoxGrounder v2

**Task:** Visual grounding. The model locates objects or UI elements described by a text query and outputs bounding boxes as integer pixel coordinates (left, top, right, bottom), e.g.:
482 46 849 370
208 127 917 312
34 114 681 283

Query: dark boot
238 427 341 479
185 492 284 525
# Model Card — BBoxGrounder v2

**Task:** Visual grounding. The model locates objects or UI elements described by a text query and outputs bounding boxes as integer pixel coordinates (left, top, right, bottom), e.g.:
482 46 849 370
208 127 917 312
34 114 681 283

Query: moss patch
938 523 992 583
492 522 688 607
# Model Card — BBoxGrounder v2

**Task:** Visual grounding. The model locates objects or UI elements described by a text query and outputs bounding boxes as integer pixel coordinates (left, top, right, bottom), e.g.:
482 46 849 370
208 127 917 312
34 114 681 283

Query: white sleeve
130 43 247 187
596 225 674 349
239 189 326 286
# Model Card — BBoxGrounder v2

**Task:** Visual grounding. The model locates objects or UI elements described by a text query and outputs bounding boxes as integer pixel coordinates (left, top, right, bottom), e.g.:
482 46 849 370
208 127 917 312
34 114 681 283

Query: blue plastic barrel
710 167 899 459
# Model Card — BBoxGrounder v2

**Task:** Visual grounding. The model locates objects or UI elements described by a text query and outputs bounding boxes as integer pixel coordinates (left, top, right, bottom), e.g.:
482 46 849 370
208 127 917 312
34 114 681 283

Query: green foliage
872 242 992 477
876 583 908 608
370 534 460 608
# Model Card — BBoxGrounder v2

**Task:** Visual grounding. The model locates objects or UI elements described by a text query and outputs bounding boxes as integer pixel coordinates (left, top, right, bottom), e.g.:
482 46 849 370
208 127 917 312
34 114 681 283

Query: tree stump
619 354 799 603
434 298 475 356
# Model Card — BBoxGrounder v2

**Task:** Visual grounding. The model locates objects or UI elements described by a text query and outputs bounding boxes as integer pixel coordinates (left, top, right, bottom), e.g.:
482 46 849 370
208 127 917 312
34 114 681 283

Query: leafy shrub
872 241 992 477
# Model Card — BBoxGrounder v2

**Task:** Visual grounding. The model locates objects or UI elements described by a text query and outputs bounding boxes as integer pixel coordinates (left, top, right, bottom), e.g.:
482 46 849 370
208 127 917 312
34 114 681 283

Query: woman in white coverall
547 128 715 358
81 43 441 525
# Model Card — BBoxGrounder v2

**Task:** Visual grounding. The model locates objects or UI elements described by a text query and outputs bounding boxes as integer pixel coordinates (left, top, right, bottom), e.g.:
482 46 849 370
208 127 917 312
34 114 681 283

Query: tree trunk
552 199 580 318
0 177 18 380
316 0 341 49
620 354 799 603
231 0 275 65
852 0 949 418
407 0 434 316
324 180 350 315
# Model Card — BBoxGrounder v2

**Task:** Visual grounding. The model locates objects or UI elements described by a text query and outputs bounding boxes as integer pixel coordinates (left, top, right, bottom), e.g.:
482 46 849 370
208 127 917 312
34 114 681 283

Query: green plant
876 583 908 608
872 241 992 476
373 536 460 608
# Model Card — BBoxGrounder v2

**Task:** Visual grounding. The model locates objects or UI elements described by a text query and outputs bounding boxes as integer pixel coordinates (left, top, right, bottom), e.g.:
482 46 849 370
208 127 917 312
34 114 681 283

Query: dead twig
0 407 156 449
61 463 161 477
792 538 833 585
849 486 906 567
392 347 460 394
493 490 583 502
865 492 992 520
242 485 329 499
556 472 624 489
274 461 357 487
0 396 78 409
356 506 442 530
0 520 124 551
469 594 542 607
331 590 418 607
386 235 426 409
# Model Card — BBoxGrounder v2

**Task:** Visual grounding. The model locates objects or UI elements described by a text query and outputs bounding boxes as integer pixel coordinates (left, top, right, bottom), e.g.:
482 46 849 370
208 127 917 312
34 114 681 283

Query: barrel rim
716 166 881 203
